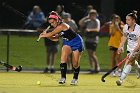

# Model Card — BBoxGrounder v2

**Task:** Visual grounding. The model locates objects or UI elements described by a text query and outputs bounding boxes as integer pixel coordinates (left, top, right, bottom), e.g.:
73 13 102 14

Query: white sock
47 66 50 69
135 60 140 69
120 65 132 81
51 66 54 69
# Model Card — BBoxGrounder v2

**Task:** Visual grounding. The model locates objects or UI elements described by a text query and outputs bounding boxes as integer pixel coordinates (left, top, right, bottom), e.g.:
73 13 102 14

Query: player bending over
39 11 84 85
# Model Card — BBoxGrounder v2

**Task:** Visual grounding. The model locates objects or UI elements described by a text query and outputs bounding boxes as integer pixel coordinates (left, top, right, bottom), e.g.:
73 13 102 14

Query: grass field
0 72 140 93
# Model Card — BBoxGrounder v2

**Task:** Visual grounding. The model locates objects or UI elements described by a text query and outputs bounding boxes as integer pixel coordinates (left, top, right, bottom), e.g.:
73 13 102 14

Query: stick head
36 38 40 42
101 77 105 82
17 65 22 72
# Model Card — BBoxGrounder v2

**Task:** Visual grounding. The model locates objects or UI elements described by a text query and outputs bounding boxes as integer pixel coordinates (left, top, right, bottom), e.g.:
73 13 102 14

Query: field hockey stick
101 56 129 82
0 60 22 72
36 26 50 42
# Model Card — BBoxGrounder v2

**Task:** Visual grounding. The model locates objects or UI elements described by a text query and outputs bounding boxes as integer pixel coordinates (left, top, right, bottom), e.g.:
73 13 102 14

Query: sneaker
50 69 55 73
136 68 140 79
111 71 116 77
59 78 66 84
70 79 78 85
43 68 49 73
116 80 123 86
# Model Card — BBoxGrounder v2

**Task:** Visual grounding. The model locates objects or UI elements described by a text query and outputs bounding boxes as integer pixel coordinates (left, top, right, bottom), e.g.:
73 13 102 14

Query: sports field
0 72 140 93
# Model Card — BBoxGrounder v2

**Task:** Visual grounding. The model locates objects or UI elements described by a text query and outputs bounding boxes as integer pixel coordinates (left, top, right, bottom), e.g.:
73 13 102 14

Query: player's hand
117 47 123 54
85 28 90 32
39 32 46 38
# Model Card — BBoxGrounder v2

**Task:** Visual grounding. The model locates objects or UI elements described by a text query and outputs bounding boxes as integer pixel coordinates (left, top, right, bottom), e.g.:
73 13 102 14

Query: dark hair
127 10 137 21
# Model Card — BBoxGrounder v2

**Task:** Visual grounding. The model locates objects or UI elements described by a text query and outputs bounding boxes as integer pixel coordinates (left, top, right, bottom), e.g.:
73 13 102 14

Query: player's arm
39 24 66 38
109 24 115 35
86 19 100 32
47 34 59 41
117 33 127 54
79 16 88 28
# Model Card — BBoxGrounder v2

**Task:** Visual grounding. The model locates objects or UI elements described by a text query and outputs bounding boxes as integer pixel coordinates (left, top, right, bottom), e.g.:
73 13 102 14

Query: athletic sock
73 66 80 79
120 65 132 81
134 60 140 69
47 66 50 69
60 63 67 78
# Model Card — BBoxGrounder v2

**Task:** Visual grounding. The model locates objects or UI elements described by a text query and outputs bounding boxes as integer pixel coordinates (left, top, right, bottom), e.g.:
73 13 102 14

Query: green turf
0 72 140 93
0 34 128 70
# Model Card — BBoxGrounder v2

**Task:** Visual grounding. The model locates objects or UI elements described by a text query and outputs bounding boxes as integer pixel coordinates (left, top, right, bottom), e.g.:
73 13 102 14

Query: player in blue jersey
39 11 84 85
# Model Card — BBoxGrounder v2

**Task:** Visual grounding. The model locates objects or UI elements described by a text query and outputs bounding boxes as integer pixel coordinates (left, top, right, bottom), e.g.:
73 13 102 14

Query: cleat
59 78 66 84
70 79 78 85
111 71 117 77
116 80 122 86
43 68 49 73
50 69 55 73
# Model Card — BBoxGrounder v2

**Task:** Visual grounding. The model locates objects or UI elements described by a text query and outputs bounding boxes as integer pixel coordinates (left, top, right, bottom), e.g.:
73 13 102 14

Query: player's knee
73 62 79 68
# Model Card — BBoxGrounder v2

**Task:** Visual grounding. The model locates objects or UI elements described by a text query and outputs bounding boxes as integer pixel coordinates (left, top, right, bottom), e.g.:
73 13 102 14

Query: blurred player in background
79 9 100 73
39 11 84 85
37 17 59 73
24 5 46 30
108 14 123 77
116 11 140 86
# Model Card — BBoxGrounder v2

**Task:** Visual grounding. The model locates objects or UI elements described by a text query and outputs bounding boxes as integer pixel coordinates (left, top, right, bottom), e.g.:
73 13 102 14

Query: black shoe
50 69 55 73
43 68 49 73
90 70 99 74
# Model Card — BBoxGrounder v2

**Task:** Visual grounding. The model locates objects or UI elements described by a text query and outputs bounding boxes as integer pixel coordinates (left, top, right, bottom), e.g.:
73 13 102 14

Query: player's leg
115 52 122 77
109 47 117 76
44 46 51 73
87 49 95 72
116 58 135 86
134 56 140 79
71 50 81 85
67 54 73 73
59 45 72 84
137 54 140 78
50 45 59 73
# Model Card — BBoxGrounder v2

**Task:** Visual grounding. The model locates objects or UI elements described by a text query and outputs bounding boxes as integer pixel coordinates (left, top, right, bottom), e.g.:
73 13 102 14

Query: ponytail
127 10 137 21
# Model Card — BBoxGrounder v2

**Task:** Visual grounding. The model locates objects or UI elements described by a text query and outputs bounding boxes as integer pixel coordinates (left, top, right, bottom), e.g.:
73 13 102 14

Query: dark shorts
109 46 118 52
85 42 97 51
46 45 59 53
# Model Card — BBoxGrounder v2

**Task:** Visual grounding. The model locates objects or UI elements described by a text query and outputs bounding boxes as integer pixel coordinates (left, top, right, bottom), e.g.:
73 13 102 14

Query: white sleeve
96 19 100 31
138 28 140 37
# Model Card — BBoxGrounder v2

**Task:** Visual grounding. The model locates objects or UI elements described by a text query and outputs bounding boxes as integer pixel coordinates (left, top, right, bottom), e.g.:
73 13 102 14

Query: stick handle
36 26 50 42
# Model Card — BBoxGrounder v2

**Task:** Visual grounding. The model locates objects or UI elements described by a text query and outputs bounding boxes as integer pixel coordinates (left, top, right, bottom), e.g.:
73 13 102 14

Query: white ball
37 81 41 85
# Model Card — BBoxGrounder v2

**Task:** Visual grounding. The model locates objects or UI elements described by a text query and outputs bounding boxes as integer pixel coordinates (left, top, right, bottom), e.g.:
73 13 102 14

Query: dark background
0 0 140 28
